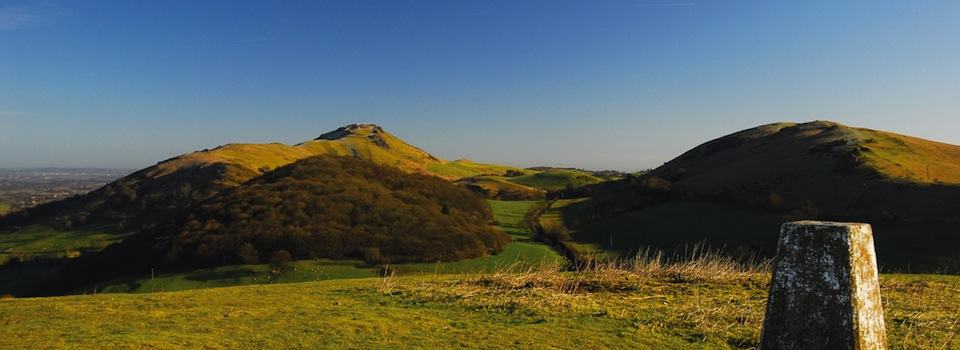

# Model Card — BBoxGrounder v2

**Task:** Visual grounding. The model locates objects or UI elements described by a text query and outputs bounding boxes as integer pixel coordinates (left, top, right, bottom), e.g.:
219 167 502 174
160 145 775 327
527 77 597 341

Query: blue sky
1 0 958 170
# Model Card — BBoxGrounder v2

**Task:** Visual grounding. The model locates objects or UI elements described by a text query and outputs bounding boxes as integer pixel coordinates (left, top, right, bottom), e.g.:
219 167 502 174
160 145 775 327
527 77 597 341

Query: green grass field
100 259 379 293
395 241 562 274
1 271 955 349
0 224 137 295
427 159 526 179
540 198 617 258
0 202 9 216
450 168 611 198
505 169 604 191
488 200 542 238
539 198 585 228
0 224 132 264
552 200 784 259
97 200 563 293
101 241 565 294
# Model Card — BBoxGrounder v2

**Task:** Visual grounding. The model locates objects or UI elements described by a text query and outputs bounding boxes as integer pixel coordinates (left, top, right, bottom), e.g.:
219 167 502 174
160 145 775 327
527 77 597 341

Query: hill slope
647 120 960 222
59 155 509 287
166 155 507 266
554 121 960 272
0 124 522 230
453 167 616 200
507 168 607 191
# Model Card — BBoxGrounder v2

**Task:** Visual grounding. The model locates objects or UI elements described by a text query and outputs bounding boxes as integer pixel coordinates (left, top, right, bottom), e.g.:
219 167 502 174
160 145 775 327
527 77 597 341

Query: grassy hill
0 265 956 349
0 123 542 290
0 124 611 242
427 158 527 179
454 177 546 200
506 168 606 191
43 155 511 293
0 123 615 260
552 121 960 273
645 120 960 221
453 167 614 200
148 124 509 181
0 124 525 232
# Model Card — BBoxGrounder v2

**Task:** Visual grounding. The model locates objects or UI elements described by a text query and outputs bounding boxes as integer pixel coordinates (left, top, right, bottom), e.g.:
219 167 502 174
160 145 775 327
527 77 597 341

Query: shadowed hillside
553 121 960 272
35 155 508 294
648 120 960 221
161 155 507 266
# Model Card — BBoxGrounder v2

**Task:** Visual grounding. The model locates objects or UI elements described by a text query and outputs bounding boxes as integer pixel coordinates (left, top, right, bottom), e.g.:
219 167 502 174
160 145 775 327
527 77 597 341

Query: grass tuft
425 247 770 297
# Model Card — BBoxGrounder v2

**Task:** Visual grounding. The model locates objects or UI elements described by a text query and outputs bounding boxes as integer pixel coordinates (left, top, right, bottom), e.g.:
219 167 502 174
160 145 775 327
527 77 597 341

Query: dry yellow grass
396 254 957 349
0 252 956 349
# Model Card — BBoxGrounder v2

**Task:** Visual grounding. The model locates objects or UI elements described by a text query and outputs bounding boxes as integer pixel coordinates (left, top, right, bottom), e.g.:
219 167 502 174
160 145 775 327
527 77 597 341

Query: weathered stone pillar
760 221 887 350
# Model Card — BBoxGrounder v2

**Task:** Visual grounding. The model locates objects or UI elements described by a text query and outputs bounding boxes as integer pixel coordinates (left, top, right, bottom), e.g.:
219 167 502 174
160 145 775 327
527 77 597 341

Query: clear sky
1 0 958 171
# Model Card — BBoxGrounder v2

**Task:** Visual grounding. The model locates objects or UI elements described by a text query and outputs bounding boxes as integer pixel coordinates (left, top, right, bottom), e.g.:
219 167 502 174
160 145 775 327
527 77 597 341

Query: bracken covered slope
96 155 508 270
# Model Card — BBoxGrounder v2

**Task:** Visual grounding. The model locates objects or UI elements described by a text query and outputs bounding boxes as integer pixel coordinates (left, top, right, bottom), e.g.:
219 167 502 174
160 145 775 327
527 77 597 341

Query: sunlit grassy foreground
1 257 957 349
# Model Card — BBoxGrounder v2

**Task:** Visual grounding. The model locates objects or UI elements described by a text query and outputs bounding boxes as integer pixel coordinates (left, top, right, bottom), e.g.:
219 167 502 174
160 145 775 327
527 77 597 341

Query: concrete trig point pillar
760 221 887 350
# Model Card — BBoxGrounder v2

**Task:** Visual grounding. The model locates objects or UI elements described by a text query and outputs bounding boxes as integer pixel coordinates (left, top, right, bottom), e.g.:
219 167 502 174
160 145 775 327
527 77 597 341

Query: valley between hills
1 121 960 348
